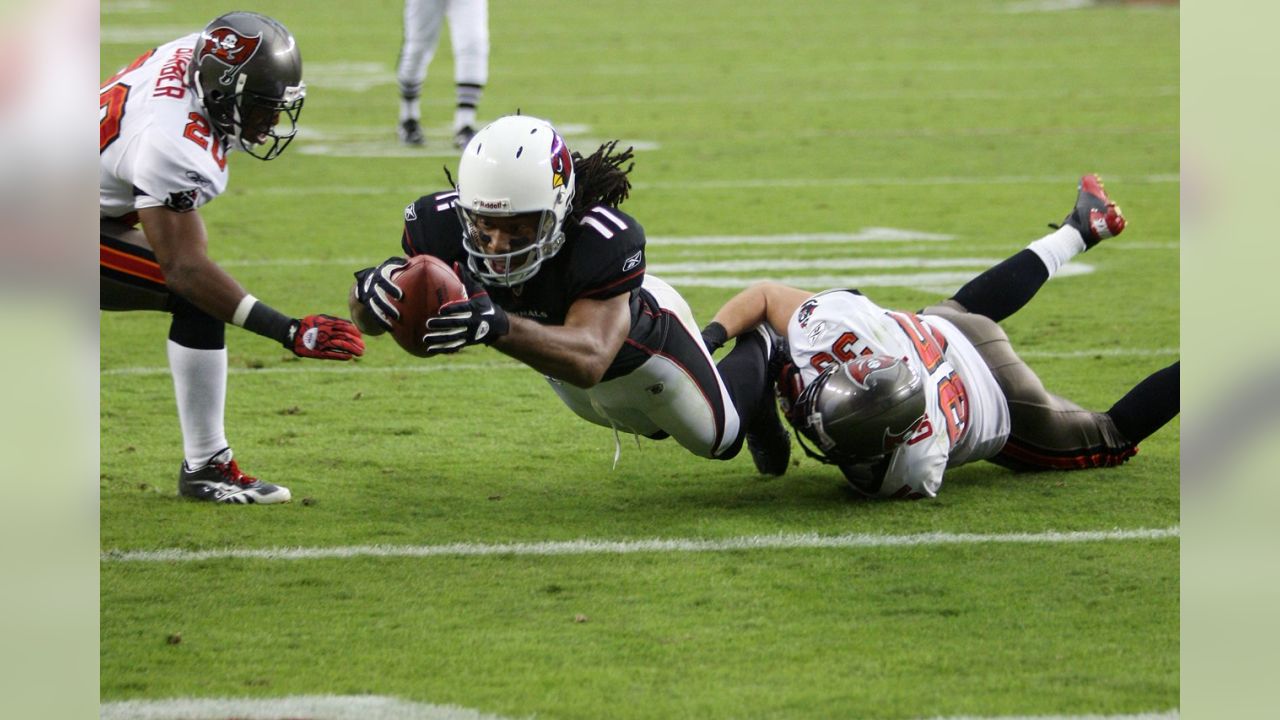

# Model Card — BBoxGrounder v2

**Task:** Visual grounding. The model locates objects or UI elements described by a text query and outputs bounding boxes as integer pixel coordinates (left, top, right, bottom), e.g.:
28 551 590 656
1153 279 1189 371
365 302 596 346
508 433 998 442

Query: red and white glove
288 314 365 360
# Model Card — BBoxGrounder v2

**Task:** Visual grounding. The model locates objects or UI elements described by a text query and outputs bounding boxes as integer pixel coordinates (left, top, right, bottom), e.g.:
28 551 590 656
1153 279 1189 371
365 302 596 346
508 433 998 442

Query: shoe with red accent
1059 174 1126 248
178 448 291 505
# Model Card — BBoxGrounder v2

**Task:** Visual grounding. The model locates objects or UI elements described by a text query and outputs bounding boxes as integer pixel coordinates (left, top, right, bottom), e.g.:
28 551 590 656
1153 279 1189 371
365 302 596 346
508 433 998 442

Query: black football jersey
399 190 664 380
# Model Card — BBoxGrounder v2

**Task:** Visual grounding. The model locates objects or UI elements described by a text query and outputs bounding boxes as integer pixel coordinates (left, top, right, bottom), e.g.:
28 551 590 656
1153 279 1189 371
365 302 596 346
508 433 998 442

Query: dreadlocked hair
567 140 634 224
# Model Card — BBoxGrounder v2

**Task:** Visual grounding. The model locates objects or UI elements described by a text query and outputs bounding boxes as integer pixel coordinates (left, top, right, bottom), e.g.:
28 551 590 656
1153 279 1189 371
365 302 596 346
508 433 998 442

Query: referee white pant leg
446 0 489 85
397 0 447 89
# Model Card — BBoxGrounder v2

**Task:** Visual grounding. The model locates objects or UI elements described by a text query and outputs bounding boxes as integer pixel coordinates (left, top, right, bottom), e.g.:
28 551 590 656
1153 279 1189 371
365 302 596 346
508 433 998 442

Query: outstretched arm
139 206 247 321
493 293 632 389
708 281 815 341
140 206 363 360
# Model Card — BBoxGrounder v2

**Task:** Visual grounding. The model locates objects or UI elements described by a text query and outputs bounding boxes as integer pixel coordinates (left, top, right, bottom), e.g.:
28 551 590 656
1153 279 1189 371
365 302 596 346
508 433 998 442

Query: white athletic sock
1027 225 1086 278
400 99 420 122
167 340 229 467
454 106 477 131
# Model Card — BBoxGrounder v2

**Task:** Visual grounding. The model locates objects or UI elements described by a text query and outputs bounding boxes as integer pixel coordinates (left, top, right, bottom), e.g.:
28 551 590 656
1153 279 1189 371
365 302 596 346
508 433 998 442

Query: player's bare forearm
139 206 248 321
492 294 630 388
712 281 813 339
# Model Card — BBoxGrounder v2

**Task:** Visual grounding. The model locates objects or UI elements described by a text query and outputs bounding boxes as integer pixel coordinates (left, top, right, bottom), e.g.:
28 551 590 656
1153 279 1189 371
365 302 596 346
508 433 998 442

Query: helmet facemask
456 207 565 287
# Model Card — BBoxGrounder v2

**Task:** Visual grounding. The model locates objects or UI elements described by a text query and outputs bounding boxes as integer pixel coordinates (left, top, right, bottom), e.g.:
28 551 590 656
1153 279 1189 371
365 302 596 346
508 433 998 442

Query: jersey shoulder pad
128 128 225 212
567 205 646 300
402 190 465 262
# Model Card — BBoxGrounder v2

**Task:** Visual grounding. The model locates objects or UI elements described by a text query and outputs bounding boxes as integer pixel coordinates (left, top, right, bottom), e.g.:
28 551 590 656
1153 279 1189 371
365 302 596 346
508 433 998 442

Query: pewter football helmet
792 355 927 465
190 12 305 160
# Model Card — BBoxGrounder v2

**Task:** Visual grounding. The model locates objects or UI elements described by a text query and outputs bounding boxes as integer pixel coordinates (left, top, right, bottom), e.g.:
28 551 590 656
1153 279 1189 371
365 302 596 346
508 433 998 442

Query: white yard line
249 173 1178 196
100 347 1177 378
99 695 523 720
925 714 1177 720
99 695 1176 720
102 527 1178 564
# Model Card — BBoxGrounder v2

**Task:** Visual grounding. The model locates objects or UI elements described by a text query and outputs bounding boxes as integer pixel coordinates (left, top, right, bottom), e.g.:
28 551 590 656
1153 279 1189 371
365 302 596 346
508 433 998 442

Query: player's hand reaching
353 256 408 330
421 263 510 355
288 314 365 360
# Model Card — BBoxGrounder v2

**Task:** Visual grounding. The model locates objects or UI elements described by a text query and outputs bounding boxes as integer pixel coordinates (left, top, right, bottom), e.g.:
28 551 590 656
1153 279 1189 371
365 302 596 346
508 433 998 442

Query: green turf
101 0 1179 717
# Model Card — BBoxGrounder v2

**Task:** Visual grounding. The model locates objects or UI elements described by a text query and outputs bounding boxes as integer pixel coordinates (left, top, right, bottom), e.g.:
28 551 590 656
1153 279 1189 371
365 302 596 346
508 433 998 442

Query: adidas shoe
1058 174 1125 248
178 449 291 505
453 125 476 150
744 325 792 476
399 118 425 146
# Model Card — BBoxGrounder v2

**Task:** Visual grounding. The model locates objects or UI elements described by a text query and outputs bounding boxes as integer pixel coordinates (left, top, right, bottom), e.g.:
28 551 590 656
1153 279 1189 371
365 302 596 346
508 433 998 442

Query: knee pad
167 296 225 350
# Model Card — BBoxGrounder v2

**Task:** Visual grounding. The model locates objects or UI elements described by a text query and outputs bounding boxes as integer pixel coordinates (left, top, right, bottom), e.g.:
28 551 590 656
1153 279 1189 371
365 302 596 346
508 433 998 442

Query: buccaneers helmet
455 115 576 286
189 12 305 160
791 355 927 465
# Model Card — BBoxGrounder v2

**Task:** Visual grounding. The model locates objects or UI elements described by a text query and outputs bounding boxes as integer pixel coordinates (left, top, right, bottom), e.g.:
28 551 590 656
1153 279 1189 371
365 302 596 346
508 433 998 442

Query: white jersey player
703 176 1180 499
783 289 1011 498
100 33 229 219
100 12 364 504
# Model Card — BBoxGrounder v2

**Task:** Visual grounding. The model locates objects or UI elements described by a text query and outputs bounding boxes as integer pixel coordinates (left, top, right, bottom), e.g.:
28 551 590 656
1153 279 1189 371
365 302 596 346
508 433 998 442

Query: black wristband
243 300 298 347
701 321 729 354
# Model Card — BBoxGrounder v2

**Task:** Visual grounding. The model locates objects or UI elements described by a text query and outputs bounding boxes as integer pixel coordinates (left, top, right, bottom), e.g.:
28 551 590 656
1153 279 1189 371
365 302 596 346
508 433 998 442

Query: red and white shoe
178 448 291 505
1060 174 1126 248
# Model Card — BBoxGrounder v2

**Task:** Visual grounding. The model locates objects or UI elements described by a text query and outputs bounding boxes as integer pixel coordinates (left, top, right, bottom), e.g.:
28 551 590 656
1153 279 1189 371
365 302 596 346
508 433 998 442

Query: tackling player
349 114 791 472
701 176 1179 499
100 12 365 504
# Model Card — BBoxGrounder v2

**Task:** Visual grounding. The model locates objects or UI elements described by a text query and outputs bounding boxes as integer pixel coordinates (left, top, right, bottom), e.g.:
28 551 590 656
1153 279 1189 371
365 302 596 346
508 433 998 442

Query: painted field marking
101 361 520 377
100 347 1178 379
100 695 522 720
249 174 1178 196
102 526 1178 563
213 230 960 268
101 0 163 12
99 695 1177 720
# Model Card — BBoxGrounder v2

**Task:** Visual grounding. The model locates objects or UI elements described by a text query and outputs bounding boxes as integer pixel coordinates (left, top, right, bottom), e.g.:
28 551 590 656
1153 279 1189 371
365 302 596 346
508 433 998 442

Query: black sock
950 249 1050 322
715 330 773 458
167 295 226 350
1107 362 1180 444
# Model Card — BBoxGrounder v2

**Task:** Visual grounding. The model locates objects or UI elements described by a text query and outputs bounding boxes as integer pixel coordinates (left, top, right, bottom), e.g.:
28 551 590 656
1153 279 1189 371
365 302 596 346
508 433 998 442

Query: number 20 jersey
786 290 1011 498
100 34 230 219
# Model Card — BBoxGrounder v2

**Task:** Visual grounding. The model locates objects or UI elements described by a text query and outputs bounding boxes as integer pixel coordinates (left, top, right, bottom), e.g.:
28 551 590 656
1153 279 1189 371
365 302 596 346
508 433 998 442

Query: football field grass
100 1 1179 718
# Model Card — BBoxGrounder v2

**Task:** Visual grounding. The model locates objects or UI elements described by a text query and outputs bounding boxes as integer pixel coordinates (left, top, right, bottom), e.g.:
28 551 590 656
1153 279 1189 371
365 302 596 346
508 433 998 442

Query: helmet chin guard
455 115 575 287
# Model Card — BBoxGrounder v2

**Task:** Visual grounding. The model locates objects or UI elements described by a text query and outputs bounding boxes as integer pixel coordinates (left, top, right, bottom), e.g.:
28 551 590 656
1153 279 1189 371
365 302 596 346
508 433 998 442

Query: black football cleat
1058 174 1126 249
453 125 476 150
178 448 291 505
746 413 792 477
744 325 792 476
399 118 425 146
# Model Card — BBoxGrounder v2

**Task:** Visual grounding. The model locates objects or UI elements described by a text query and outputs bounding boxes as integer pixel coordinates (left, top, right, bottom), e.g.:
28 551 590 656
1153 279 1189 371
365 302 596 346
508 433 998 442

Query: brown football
387 255 469 358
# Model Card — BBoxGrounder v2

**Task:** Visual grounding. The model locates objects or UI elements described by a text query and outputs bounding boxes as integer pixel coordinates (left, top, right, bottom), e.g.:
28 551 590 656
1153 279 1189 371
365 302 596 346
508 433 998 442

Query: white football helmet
455 115 576 286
